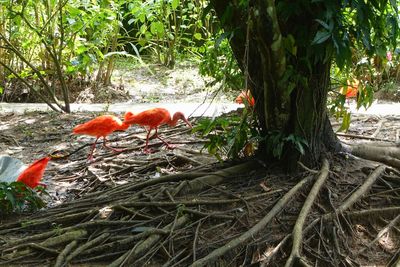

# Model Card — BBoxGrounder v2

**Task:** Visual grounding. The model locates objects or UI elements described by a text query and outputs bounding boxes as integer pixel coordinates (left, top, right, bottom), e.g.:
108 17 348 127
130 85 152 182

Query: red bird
16 157 50 189
73 115 130 160
340 79 359 98
235 90 255 107
123 108 192 152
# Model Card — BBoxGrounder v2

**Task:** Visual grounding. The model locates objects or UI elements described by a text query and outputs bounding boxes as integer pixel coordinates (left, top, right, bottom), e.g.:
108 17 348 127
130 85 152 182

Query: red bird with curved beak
73 115 130 161
16 156 51 189
123 108 192 152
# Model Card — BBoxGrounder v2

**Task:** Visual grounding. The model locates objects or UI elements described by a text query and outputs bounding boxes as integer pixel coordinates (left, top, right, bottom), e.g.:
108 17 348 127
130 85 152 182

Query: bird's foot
165 144 176 150
143 147 156 154
111 147 126 153
87 155 95 163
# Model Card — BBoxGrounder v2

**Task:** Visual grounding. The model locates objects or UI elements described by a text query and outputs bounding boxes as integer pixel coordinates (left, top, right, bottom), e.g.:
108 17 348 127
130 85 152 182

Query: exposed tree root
64 232 110 265
110 215 190 267
337 165 385 212
190 174 314 267
172 160 261 195
344 206 400 221
259 164 389 265
54 240 78 267
0 154 399 266
346 143 400 169
356 214 400 256
285 158 329 267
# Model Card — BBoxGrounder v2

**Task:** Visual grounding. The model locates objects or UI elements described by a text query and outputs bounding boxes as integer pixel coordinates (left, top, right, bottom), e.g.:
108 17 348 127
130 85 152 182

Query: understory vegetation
0 182 47 215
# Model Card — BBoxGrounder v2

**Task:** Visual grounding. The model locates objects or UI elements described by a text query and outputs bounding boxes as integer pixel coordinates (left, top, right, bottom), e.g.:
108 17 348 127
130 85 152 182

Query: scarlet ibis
340 79 359 99
16 156 50 189
73 115 130 160
123 108 192 152
235 90 255 107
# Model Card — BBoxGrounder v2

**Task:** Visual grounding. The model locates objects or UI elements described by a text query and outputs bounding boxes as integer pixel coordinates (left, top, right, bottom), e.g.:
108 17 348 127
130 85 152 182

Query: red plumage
340 79 359 99
16 157 50 189
73 115 129 137
124 108 192 152
73 115 130 160
235 90 255 107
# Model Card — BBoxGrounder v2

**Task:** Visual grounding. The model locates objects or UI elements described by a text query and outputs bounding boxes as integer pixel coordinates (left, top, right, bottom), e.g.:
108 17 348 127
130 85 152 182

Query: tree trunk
211 0 341 170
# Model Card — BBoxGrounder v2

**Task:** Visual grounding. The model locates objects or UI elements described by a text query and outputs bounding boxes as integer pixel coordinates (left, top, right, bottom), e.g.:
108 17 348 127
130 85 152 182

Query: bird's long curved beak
183 117 192 128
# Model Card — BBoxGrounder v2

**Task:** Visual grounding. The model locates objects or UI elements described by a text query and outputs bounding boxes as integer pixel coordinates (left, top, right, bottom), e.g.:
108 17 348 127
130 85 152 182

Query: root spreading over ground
0 112 400 266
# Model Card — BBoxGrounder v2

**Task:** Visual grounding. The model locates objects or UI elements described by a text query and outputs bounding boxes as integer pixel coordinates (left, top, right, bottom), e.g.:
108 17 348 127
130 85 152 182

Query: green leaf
139 13 146 23
5 190 16 208
312 30 331 44
171 0 180 10
389 0 398 12
150 21 164 35
215 31 231 48
193 33 202 40
315 19 330 30
338 112 351 132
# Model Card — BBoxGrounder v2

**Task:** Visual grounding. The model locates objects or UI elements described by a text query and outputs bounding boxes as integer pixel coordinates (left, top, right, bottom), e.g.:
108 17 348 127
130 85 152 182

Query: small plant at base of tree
192 109 260 160
265 131 308 160
0 181 47 216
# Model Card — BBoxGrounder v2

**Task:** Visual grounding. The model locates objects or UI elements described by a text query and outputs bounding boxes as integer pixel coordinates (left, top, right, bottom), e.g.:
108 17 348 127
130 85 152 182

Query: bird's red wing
16 157 50 188
73 116 121 137
127 108 170 128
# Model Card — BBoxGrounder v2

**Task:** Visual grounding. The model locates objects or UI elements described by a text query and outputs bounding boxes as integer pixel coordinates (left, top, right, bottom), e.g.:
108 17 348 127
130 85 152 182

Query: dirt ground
0 64 400 266
0 107 399 266
0 108 398 204
2 62 235 105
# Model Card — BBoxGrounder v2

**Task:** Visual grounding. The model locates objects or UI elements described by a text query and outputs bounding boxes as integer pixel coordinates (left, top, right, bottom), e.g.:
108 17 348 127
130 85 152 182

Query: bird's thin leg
154 128 175 149
88 137 99 161
143 128 154 153
103 137 125 152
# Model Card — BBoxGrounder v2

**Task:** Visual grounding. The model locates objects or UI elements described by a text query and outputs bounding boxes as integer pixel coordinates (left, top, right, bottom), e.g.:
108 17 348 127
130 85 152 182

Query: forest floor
0 63 400 266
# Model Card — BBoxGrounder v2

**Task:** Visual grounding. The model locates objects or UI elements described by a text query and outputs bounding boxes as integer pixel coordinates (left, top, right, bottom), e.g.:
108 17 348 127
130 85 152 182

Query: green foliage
306 0 399 70
0 0 130 110
126 0 214 67
265 131 308 160
278 0 399 107
198 34 244 91
0 182 47 216
192 110 259 160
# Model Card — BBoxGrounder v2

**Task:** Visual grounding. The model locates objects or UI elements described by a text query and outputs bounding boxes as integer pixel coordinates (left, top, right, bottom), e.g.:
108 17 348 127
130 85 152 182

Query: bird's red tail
73 123 87 134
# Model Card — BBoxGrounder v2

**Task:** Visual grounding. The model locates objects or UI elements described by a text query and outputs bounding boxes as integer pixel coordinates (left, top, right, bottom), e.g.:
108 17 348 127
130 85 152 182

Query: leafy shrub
0 182 47 216
265 131 308 160
199 34 244 91
193 110 259 160
125 0 213 68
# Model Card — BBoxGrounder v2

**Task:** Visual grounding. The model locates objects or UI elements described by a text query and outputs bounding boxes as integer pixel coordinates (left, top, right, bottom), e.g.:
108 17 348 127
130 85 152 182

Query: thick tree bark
211 0 341 170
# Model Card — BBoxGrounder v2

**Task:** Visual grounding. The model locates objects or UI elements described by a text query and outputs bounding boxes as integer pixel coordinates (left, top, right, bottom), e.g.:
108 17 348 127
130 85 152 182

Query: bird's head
123 111 134 124
172 112 192 128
